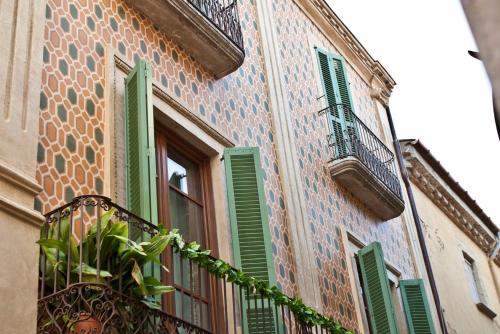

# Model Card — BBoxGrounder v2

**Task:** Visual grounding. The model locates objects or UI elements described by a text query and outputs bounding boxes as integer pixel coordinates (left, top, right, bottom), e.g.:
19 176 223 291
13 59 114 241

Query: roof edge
400 139 498 235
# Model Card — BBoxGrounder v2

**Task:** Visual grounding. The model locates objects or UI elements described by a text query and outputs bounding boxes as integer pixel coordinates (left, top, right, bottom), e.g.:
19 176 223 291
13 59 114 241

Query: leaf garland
162 228 354 334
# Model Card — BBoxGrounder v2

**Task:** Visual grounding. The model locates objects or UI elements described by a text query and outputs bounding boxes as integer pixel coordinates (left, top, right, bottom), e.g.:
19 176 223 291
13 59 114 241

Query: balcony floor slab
327 157 405 220
126 0 244 78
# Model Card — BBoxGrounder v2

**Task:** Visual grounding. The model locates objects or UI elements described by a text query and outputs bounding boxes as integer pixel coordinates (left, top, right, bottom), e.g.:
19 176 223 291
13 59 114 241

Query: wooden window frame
155 124 225 332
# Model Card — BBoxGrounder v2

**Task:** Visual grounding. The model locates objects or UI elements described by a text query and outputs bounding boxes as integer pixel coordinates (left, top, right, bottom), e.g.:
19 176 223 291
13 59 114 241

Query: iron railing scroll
37 195 348 333
188 0 244 50
319 104 403 200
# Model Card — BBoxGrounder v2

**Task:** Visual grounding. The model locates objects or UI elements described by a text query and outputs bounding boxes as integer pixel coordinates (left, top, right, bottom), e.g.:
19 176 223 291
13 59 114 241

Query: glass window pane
167 148 202 201
169 188 205 245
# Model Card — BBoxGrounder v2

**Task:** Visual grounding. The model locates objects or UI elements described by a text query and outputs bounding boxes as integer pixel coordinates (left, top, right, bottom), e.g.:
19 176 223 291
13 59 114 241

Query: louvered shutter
400 279 435 334
125 60 158 226
331 55 356 142
358 242 399 334
316 48 346 157
224 147 277 333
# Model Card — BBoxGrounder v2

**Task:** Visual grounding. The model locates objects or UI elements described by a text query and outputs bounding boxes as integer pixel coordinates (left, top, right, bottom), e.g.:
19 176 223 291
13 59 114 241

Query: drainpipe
385 106 448 334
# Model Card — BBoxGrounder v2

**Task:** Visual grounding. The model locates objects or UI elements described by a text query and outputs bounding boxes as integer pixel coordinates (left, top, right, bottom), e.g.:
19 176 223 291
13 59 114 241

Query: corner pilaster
254 0 323 310
0 0 47 332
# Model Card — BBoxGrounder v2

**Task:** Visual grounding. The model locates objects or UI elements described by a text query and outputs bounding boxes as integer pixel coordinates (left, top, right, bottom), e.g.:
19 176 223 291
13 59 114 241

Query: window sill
476 302 497 319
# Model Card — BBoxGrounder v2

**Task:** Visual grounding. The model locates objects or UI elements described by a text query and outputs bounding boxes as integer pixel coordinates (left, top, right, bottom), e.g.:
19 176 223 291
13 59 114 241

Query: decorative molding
0 194 44 226
403 151 497 253
0 161 42 195
293 0 396 106
255 0 322 310
114 56 234 149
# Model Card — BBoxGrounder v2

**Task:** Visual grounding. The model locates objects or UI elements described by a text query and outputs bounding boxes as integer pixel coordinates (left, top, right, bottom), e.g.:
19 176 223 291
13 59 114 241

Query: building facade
401 139 500 334
0 0 443 333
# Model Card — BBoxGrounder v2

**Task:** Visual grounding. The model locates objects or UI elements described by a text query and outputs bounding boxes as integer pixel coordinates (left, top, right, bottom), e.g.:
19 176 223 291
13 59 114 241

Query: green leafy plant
37 208 174 307
38 209 353 333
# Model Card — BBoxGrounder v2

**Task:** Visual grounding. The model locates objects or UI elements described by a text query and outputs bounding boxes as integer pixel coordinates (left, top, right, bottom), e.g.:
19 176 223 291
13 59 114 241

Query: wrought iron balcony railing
37 196 345 333
188 0 244 50
319 104 403 200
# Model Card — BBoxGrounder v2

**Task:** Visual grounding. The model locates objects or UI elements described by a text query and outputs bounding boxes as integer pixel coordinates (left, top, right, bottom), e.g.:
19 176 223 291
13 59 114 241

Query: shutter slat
358 242 399 334
224 147 278 333
400 279 436 334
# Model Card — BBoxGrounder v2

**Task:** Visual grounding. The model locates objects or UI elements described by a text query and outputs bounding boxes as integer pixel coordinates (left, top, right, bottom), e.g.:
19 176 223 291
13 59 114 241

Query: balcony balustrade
319 104 405 220
125 0 244 78
37 195 345 333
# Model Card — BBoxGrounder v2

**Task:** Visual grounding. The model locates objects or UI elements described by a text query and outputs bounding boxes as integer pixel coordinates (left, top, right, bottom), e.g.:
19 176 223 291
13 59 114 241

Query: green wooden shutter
358 242 399 334
316 48 345 157
331 55 354 112
224 147 277 333
125 60 158 225
400 279 435 334
331 55 357 146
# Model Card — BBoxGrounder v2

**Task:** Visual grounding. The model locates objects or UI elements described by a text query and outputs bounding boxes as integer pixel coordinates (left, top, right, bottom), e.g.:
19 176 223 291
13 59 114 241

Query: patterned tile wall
270 0 417 329
35 0 417 331
36 0 299 299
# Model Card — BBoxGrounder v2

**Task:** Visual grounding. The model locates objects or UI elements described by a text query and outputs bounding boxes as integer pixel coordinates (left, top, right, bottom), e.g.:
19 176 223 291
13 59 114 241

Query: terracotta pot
72 312 102 334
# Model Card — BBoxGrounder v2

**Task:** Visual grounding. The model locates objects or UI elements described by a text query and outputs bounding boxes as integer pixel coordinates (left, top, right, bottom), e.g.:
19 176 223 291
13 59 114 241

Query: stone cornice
403 148 497 253
0 194 45 226
0 161 42 196
294 0 396 106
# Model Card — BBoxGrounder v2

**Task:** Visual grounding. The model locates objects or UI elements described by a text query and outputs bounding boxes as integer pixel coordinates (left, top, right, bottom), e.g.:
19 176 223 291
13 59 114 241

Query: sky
326 0 500 226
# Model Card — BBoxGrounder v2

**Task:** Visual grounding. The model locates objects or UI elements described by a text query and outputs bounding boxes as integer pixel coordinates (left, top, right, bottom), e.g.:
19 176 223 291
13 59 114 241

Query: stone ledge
327 157 405 220
0 194 45 226
125 0 244 78
0 161 42 196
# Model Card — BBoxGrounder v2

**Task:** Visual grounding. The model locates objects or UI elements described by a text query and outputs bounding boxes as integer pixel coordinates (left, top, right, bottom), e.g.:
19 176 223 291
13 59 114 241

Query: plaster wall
0 211 41 334
412 182 500 334
0 0 47 333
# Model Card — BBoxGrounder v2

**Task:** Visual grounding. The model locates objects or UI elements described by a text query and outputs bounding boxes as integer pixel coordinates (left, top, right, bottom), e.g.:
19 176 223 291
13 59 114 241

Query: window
315 48 356 157
387 273 409 334
463 254 481 303
461 252 497 318
348 237 400 334
156 127 216 331
347 236 435 334
348 239 371 333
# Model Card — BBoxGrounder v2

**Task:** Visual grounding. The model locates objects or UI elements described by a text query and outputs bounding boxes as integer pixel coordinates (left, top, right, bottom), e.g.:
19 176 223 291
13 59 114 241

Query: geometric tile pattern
36 0 298 299
271 0 416 328
36 0 417 331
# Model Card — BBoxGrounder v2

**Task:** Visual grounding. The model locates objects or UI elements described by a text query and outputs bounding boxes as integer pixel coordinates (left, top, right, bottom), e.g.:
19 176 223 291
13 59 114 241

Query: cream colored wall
0 210 41 333
0 0 47 333
412 182 500 334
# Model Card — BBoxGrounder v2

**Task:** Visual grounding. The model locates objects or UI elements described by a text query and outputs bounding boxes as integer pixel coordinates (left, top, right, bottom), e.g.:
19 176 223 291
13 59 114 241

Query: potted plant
37 208 175 333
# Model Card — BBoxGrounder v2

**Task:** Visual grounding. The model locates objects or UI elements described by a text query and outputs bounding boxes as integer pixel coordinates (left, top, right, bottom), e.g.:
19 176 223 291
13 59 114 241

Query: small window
463 254 481 303
461 252 497 318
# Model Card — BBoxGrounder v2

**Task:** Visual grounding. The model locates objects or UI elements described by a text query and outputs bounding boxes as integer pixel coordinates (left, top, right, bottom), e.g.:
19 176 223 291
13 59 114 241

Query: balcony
37 195 347 333
319 105 404 220
126 0 245 78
